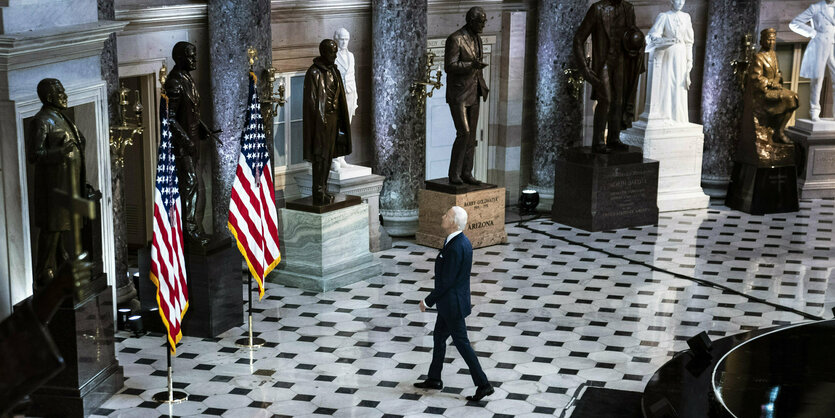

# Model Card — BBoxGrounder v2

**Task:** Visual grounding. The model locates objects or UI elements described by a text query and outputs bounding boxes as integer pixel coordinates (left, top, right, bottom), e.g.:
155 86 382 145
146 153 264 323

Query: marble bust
790 0 835 121
645 0 693 124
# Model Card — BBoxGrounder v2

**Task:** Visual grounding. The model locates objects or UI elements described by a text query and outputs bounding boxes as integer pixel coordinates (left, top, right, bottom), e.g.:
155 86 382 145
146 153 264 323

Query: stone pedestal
726 163 799 215
272 200 381 292
552 147 659 231
787 119 835 198
30 282 124 417
181 237 242 338
295 173 391 252
416 184 507 249
621 119 710 211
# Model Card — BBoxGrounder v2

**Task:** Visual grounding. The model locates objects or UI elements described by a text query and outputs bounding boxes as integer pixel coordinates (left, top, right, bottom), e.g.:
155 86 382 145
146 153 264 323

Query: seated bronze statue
738 28 799 166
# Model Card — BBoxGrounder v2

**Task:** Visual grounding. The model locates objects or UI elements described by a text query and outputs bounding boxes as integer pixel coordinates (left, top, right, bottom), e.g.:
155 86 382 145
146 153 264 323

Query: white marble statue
790 0 835 121
644 0 693 124
332 27 358 172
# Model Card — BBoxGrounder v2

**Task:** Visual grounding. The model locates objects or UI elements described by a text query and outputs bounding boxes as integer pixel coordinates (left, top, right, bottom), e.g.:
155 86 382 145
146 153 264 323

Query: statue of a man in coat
303 39 353 205
790 0 835 121
27 78 95 291
574 0 645 153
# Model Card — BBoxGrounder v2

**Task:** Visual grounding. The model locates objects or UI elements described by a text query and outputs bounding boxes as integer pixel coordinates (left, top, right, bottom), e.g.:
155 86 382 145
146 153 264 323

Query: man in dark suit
445 7 489 185
416 206 493 402
303 39 353 205
573 0 644 153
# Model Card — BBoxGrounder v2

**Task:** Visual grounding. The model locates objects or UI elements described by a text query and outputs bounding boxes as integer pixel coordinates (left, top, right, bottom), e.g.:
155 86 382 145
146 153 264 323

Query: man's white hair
451 206 468 231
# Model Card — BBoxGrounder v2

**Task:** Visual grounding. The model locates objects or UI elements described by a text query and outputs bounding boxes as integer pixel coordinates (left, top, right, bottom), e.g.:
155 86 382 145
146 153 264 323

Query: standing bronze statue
164 41 217 245
445 7 489 185
27 79 93 291
574 0 645 153
303 39 353 205
738 28 799 165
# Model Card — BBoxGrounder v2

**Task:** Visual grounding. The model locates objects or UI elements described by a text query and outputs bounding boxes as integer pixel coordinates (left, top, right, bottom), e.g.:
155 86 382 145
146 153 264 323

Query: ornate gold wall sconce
262 66 286 123
731 33 757 90
411 51 443 107
109 82 144 167
563 66 585 100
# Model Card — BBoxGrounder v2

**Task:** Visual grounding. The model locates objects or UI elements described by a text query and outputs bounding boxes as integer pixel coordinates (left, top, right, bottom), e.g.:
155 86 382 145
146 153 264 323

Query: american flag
228 72 280 300
150 94 189 352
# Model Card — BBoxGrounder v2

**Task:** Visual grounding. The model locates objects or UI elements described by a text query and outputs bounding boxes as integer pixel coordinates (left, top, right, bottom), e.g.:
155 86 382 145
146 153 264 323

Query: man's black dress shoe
462 175 482 185
448 176 464 185
414 379 443 390
466 383 494 402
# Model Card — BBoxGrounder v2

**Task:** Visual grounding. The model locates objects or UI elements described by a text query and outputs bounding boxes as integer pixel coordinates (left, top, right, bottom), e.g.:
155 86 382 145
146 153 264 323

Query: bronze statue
574 0 645 153
164 41 217 245
738 28 799 165
27 79 89 291
445 6 489 185
303 39 353 205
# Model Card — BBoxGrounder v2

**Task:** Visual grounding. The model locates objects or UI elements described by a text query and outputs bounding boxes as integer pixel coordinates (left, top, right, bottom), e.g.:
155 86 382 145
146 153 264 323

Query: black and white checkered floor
94 199 835 417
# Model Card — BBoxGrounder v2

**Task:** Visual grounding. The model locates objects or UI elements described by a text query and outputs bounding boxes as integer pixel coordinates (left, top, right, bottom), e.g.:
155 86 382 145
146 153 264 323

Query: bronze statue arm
27 119 71 165
444 37 476 75
165 90 198 154
573 6 597 84
748 55 774 92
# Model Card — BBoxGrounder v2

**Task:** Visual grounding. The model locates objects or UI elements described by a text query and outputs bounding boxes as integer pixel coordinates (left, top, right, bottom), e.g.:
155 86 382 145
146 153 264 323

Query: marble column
207 0 272 237
701 0 761 197
371 0 427 237
99 0 137 310
528 0 587 211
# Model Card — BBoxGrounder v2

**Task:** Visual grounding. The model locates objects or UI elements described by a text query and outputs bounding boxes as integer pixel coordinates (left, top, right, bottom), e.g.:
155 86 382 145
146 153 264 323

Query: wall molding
115 4 207 35
0 21 126 72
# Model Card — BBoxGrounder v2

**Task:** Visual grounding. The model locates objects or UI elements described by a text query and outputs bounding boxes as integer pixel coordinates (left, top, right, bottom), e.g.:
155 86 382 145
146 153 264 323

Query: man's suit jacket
445 27 489 106
425 233 473 319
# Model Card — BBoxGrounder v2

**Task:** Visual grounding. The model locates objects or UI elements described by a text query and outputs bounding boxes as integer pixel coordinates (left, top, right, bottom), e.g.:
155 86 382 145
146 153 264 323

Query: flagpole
153 338 188 403
236 46 266 350
152 63 188 405
236 269 265 349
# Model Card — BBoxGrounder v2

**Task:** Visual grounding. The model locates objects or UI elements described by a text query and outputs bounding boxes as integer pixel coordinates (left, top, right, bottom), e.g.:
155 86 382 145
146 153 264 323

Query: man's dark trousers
428 311 488 386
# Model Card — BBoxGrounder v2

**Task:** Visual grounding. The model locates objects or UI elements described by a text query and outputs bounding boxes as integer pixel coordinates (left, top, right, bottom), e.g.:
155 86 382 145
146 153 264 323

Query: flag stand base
235 314 265 348
153 390 188 404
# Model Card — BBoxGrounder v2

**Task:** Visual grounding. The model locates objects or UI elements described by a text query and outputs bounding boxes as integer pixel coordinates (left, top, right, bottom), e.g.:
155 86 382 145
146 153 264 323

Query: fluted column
528 0 587 211
701 0 761 197
207 0 272 236
371 0 427 236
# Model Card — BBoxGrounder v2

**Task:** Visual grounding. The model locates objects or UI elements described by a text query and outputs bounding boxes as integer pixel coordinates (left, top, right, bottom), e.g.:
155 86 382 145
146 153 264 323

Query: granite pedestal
725 162 799 215
273 196 381 292
416 181 507 249
30 279 124 417
552 147 659 231
621 120 710 212
786 119 835 199
180 237 243 338
295 173 391 252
